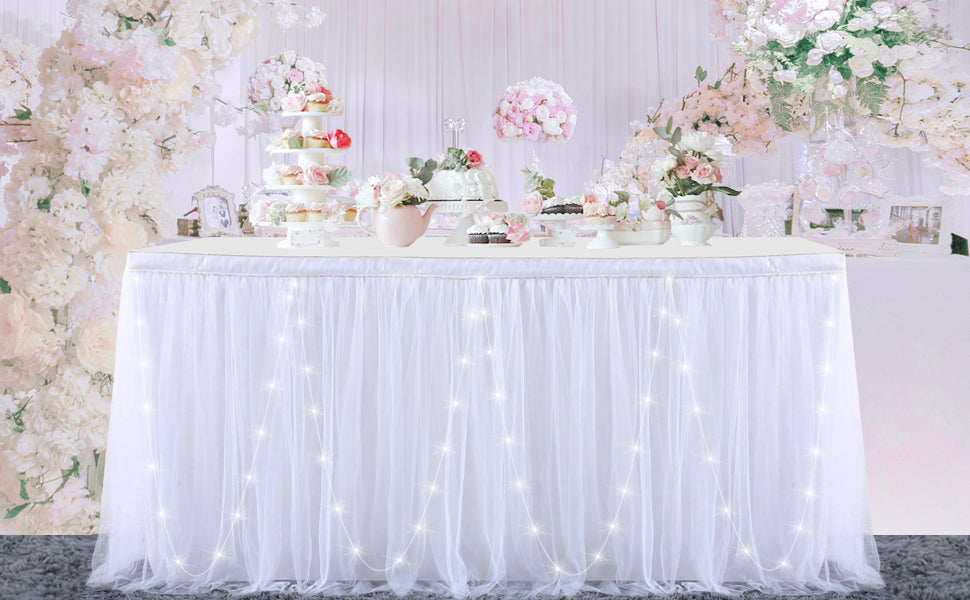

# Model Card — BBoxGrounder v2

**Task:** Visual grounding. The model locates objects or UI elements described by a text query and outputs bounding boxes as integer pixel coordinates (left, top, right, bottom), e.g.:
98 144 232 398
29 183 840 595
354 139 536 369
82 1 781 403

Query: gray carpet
0 536 968 600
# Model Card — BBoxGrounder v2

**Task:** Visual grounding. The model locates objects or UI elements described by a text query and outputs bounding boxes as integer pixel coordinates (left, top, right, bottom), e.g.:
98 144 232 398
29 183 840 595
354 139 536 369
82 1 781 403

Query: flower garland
0 38 39 180
0 0 263 534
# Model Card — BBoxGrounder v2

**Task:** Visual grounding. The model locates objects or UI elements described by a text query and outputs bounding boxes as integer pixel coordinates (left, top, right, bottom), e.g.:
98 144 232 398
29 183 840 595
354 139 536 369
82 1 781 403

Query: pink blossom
684 155 700 169
520 191 543 216
506 222 531 244
281 93 307 112
561 121 574 139
307 82 324 94
675 165 691 179
823 162 842 177
694 164 716 184
522 122 542 141
286 68 304 83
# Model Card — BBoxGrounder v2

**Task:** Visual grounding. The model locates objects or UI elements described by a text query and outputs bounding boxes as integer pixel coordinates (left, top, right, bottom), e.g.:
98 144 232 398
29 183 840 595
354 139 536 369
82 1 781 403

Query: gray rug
0 536 967 600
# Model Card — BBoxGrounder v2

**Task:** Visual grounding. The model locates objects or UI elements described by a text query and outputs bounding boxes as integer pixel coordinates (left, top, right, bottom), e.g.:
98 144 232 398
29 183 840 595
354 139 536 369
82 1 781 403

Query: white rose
894 45 917 60
499 100 511 116
679 132 716 153
776 24 805 48
848 55 874 78
103 220 148 251
281 50 298 65
270 75 285 89
74 321 117 374
295 57 314 72
871 2 892 19
0 292 53 361
907 4 932 27
816 31 844 54
542 120 562 136
829 68 845 84
567 113 577 125
773 69 798 83
535 105 550 121
661 155 677 172
746 28 768 48
807 48 825 66
813 10 840 31
229 13 259 55
380 178 408 207
502 122 518 137
832 83 848 98
806 0 828 11
519 97 534 110
877 47 898 67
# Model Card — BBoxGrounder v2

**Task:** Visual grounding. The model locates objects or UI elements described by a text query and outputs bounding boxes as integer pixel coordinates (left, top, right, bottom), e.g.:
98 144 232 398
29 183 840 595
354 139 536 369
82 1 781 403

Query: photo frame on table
194 185 242 238
884 196 952 255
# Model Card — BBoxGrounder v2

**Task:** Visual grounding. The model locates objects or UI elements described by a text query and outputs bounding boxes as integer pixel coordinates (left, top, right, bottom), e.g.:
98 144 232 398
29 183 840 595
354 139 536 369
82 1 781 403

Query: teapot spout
419 202 438 233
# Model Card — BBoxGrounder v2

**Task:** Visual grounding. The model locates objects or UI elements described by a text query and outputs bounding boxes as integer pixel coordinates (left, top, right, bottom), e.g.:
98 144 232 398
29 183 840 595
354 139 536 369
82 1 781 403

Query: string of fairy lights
129 270 839 580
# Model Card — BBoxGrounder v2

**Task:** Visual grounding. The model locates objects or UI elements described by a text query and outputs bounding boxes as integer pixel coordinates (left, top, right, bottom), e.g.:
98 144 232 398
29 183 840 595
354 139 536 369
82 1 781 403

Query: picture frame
884 196 952 255
194 185 242 238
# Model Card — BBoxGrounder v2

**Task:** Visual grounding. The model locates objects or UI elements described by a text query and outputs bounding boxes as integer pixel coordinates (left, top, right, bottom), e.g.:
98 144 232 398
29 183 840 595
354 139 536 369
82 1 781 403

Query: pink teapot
356 203 437 247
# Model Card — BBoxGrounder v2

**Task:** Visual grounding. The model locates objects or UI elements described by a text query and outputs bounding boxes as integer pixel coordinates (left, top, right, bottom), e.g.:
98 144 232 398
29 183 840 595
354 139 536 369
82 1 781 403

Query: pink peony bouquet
651 122 740 200
493 77 577 143
247 51 329 113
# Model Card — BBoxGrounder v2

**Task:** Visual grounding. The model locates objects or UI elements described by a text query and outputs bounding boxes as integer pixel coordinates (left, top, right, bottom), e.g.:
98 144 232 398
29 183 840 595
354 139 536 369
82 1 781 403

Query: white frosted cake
427 169 499 202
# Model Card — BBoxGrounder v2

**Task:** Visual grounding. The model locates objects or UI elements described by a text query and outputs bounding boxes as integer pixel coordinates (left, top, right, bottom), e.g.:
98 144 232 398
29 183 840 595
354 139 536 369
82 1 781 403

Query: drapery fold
90 241 881 596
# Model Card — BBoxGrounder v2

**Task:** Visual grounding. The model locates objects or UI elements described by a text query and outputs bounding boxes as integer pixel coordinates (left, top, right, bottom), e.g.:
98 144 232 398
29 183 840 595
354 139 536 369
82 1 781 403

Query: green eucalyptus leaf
80 179 91 197
653 126 669 139
406 157 424 170
287 136 303 149
613 191 630 204
0 278 10 294
13 106 31 121
4 503 29 519
37 197 51 212
327 167 352 188
19 480 28 501
695 66 708 83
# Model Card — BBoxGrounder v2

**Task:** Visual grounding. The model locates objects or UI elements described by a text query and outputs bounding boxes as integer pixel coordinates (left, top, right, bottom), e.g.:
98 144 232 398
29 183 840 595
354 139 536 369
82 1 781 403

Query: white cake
427 169 499 202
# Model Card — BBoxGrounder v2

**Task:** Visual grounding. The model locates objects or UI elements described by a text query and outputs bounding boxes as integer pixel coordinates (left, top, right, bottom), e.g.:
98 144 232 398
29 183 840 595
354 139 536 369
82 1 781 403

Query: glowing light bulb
451 400 460 409
553 564 562 573
660 308 668 317
651 350 660 358
297 318 306 328
233 511 242 521
741 546 751 556
505 436 513 446
351 545 362 556
692 404 702 416
673 317 682 326
619 486 629 496
805 488 815 499
778 559 789 568
665 276 673 283
148 463 157 471
267 381 277 391
428 483 438 494
485 348 493 357
643 395 652 405
459 356 469 365
721 506 730 516
811 446 821 456
277 335 286 344
608 521 618 531
681 362 690 372
174 558 183 566
304 364 313 374
245 473 254 483
515 479 524 490
530 524 540 536
795 524 805 533
214 550 224 560
142 403 151 412
631 444 641 454
705 454 715 464
309 406 319 417
439 444 451 454
594 553 603 562
334 503 344 514
256 428 266 438
319 453 328 464
414 522 424 532
157 509 166 519
394 556 404 565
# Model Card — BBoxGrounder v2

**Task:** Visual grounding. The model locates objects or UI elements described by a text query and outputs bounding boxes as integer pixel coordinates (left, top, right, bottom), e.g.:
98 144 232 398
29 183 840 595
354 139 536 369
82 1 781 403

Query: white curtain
1 0 968 234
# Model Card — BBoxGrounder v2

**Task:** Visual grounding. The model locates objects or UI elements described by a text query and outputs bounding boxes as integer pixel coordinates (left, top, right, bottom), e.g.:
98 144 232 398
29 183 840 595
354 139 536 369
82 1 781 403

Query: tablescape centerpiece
248 53 354 247
651 121 740 246
354 165 437 247
423 147 508 246
579 193 623 250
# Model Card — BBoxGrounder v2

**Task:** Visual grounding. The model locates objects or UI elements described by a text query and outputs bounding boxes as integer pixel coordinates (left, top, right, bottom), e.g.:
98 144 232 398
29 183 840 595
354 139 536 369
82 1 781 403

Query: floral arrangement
0 38 39 180
0 0 262 534
493 77 577 142
355 157 439 211
518 169 557 216
651 122 741 201
437 147 484 171
247 51 331 113
734 0 970 175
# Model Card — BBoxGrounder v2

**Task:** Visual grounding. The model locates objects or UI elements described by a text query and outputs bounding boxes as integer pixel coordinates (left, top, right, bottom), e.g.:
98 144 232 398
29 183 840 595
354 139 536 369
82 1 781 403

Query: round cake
427 169 499 202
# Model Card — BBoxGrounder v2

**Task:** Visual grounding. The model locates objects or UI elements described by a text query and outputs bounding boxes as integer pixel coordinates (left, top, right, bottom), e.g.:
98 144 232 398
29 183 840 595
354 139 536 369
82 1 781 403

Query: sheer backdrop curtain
0 0 967 234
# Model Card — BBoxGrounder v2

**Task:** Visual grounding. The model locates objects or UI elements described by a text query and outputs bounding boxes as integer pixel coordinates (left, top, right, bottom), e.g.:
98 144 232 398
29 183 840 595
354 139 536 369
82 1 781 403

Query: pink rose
307 82 323 94
561 121 574 139
466 150 484 169
507 222 531 244
522 122 542 141
684 156 700 169
520 191 543 216
325 129 352 149
694 164 716 184
304 164 330 186
655 200 666 211
281 93 307 112
286 68 304 83
714 167 723 183
823 162 841 177
675 165 691 179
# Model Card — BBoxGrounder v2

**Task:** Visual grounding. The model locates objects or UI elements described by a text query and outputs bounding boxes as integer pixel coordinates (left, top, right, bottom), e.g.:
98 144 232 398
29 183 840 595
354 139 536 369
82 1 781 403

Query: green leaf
652 126 669 140
613 191 630 204
287 136 303 149
163 37 175 47
13 106 31 121
670 127 682 147
695 66 708 83
0 278 9 294
80 179 91 197
4 503 29 519
711 185 741 196
857 79 887 116
327 167 352 188
406 157 424 170
18 480 28 501
37 196 51 212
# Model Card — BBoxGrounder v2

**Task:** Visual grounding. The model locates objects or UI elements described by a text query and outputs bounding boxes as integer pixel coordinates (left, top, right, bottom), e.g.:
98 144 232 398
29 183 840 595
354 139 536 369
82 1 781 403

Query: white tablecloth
90 238 882 596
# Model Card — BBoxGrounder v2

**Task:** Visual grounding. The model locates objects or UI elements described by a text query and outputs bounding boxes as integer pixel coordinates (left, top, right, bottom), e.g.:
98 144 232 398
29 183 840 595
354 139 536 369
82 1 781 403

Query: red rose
466 150 484 169
656 201 666 211
326 129 352 149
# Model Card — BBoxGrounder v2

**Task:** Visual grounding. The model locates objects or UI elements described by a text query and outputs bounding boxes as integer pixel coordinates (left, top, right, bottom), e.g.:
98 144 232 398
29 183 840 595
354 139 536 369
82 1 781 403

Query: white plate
268 148 349 156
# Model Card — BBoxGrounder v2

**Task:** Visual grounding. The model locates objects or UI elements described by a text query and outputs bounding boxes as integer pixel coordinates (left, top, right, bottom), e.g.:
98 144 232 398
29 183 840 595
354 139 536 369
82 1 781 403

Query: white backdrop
2 0 967 236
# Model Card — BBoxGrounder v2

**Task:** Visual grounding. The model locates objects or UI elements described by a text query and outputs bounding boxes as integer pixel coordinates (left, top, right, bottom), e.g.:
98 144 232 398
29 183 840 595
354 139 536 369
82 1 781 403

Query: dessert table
89 237 882 596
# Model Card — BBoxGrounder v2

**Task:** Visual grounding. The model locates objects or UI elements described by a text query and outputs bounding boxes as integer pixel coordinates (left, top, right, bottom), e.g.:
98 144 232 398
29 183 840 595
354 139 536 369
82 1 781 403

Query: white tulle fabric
90 240 882 596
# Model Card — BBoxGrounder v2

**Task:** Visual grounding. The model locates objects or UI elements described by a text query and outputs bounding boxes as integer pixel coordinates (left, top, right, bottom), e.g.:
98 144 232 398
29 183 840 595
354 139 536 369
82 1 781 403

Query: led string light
667 273 840 573
477 276 673 577
135 278 303 577
132 269 842 581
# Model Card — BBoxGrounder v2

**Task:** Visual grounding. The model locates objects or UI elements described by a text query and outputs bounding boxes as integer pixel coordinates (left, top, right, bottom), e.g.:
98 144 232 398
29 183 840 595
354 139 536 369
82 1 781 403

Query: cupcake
306 201 330 222
467 224 490 244
341 205 358 222
306 92 332 112
279 128 303 149
583 200 617 226
284 202 307 222
304 129 330 149
282 165 303 185
488 224 510 244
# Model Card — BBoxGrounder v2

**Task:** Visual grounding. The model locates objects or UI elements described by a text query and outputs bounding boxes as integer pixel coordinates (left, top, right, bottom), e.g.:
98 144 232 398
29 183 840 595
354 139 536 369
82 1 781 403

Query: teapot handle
355 205 376 237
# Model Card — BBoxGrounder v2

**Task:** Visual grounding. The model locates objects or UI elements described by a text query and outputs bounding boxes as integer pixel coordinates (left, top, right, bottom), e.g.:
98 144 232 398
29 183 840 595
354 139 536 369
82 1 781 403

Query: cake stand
532 214 583 247
579 221 619 249
277 221 338 249
429 199 508 246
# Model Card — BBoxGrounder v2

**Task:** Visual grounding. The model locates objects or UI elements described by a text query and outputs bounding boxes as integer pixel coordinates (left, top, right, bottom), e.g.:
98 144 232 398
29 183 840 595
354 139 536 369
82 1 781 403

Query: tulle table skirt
90 238 882 596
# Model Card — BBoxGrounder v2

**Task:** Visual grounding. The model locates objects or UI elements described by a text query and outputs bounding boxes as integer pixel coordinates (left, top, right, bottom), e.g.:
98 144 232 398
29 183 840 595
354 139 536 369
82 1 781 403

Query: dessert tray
532 213 583 247
428 199 509 246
